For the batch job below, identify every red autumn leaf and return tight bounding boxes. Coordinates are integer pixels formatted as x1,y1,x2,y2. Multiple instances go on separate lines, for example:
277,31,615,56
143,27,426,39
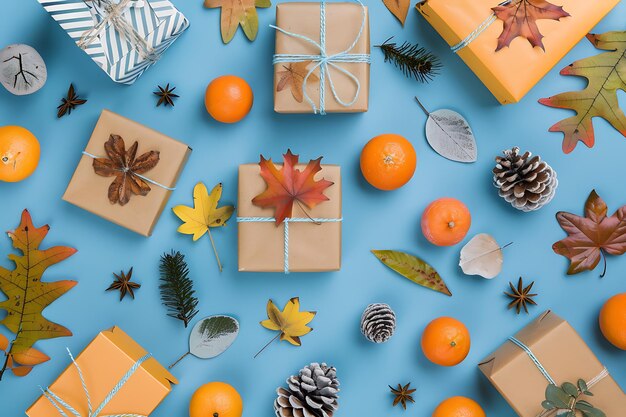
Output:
252,150,334,225
553,190,626,277
492,0,570,52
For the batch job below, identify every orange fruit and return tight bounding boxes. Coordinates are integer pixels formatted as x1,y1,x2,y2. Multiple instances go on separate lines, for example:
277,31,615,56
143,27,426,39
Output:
205,75,253,123
0,125,40,182
189,382,243,417
360,134,417,191
432,396,486,417
421,198,471,246
599,293,626,350
421,317,470,366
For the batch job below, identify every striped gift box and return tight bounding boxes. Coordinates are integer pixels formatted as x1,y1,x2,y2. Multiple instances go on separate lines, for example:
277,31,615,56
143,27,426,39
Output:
38,0,189,84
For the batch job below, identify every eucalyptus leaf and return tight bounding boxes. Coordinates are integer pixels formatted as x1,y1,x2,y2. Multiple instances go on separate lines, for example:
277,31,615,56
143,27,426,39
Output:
546,384,571,409
415,97,477,163
562,382,579,397
578,379,588,393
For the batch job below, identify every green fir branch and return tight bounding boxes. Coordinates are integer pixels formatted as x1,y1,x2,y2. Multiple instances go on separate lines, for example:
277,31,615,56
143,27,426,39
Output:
376,37,441,83
159,250,199,328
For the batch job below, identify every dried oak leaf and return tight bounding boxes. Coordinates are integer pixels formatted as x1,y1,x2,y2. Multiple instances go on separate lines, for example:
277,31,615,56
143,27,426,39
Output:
92,134,160,206
539,32,626,153
276,61,319,103
252,150,334,225
204,0,271,44
553,190,626,277
492,0,569,52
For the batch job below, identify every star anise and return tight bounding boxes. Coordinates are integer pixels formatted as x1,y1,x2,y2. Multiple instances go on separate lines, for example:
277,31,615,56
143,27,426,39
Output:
153,83,179,107
505,277,538,314
57,83,87,118
106,267,141,301
389,383,416,410
92,134,160,206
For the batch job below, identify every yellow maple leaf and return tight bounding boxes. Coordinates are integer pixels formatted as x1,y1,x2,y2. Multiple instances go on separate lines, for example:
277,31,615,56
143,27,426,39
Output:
173,182,234,272
256,297,316,357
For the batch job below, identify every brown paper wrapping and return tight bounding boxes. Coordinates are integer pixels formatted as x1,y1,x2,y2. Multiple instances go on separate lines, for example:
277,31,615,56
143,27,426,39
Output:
417,0,620,104
479,311,626,417
27,327,177,417
62,110,191,237
238,163,341,272
273,2,370,113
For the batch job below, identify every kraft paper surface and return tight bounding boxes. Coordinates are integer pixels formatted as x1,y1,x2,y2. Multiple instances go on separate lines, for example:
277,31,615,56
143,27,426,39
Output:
479,311,626,417
238,163,341,272
417,0,620,104
26,326,177,417
62,110,191,237
273,2,370,113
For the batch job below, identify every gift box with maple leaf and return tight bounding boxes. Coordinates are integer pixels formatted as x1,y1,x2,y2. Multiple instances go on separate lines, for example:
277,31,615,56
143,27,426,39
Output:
237,150,341,272
63,110,191,236
479,311,626,417
416,0,620,104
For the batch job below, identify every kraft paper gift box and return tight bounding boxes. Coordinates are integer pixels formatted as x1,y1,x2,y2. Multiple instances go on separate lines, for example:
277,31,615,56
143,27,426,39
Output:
479,311,626,417
237,163,342,272
38,0,189,85
273,2,370,114
416,0,620,104
63,109,191,237
27,327,177,417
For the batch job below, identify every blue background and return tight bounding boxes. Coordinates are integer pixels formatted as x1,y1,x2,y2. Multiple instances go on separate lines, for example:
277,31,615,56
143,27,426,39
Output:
1,1,625,416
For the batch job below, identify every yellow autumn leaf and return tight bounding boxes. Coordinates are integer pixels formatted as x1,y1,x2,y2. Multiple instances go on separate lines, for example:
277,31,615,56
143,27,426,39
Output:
173,182,234,272
259,297,316,353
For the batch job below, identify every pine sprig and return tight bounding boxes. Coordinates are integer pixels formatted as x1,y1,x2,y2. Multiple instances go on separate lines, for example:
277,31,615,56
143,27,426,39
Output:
159,250,199,328
376,37,441,82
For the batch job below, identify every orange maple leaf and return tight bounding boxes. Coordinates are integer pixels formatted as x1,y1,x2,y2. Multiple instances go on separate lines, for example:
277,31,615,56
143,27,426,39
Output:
493,0,569,52
252,150,334,225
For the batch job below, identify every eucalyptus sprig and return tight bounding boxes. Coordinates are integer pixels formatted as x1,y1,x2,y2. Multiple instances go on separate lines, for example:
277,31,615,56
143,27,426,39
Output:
541,379,605,417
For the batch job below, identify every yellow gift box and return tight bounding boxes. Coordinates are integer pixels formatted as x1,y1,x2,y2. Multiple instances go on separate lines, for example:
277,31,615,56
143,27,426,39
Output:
416,0,620,104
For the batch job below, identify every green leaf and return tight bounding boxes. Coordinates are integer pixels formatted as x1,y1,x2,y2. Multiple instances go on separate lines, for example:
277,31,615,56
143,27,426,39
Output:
562,382,579,397
546,384,571,409
578,379,588,393
189,315,239,359
371,250,452,296
542,400,556,410
577,402,606,417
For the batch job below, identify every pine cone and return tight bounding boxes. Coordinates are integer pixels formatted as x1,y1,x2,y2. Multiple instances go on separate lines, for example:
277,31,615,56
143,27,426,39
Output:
360,303,396,343
274,363,340,417
493,147,558,212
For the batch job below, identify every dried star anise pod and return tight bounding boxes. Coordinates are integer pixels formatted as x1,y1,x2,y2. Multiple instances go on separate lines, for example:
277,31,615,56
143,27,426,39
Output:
390,383,416,410
106,267,141,301
93,134,160,206
154,83,179,107
57,83,87,118
505,277,538,314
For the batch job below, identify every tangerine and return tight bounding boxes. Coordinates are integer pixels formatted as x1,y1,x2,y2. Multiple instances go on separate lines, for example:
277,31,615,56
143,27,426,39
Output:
0,125,40,182
421,317,470,366
205,75,253,123
189,382,243,417
599,293,626,350
432,396,486,417
360,133,417,191
421,198,471,246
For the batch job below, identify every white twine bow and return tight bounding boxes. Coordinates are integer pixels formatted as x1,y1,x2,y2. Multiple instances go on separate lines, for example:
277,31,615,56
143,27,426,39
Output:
271,0,370,114
78,0,157,61
237,217,342,273
40,348,151,417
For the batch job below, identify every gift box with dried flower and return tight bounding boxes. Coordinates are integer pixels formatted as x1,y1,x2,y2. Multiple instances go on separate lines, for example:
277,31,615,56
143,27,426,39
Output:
63,109,191,236
26,327,177,417
273,1,370,114
237,152,342,272
416,0,620,104
479,311,626,417
37,0,189,85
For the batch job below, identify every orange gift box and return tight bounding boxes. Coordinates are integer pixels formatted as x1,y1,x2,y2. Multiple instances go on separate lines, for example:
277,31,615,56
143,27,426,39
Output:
26,327,177,417
416,0,620,104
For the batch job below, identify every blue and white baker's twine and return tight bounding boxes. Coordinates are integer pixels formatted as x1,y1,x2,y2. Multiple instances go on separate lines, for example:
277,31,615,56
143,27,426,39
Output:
40,348,151,417
450,0,511,53
82,151,175,191
237,217,342,273
271,0,370,115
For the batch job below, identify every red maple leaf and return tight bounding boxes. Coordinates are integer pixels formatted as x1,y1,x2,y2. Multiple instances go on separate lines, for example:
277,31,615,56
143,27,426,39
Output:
492,0,570,52
252,150,334,225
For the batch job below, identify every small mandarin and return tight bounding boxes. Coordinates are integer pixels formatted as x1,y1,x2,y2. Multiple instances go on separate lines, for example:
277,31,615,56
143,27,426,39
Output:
205,75,253,123
360,133,417,191
432,396,486,417
421,317,470,366
189,382,243,417
599,293,626,350
0,125,40,182
421,198,471,246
